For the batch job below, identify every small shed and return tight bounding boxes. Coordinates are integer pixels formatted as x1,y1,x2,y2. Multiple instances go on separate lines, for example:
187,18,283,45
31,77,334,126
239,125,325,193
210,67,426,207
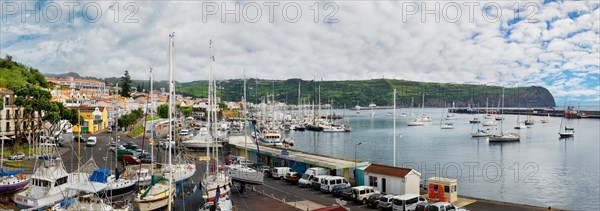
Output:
363,164,421,195
427,177,458,203
355,166,367,186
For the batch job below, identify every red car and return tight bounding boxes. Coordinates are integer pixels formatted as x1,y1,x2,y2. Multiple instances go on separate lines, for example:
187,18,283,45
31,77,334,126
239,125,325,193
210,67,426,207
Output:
123,154,141,164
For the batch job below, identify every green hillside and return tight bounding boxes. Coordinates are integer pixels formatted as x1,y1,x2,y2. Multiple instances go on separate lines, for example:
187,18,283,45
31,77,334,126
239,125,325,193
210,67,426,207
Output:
176,78,556,108
0,56,50,90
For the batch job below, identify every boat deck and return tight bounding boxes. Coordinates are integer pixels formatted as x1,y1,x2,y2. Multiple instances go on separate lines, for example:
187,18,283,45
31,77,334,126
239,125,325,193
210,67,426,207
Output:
228,135,370,170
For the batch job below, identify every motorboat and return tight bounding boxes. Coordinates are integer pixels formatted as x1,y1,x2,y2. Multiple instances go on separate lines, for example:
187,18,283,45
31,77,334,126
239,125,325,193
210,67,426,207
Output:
488,132,520,142
0,168,29,193
471,129,492,137
226,164,264,185
482,120,497,126
13,156,90,210
440,122,455,129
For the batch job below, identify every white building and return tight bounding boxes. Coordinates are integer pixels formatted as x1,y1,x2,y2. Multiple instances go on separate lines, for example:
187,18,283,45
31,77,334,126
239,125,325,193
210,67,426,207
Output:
363,164,421,195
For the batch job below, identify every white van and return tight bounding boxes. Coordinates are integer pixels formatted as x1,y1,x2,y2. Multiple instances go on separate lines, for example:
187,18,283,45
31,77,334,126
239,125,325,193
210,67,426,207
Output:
392,194,427,211
310,175,330,190
320,176,350,193
298,167,329,187
272,167,294,179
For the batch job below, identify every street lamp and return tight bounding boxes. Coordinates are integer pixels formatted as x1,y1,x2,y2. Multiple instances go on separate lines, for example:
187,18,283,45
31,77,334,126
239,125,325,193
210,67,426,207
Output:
354,142,362,178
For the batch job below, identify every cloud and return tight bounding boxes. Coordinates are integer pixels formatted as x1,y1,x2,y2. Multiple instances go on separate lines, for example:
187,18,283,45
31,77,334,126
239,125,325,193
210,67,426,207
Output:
0,0,598,102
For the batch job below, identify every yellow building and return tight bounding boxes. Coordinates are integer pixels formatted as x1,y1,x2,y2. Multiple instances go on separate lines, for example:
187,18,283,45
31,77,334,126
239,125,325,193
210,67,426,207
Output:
71,106,108,134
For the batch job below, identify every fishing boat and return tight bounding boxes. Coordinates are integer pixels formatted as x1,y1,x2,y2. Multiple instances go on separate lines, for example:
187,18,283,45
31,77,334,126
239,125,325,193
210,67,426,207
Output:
136,176,175,211
13,156,90,210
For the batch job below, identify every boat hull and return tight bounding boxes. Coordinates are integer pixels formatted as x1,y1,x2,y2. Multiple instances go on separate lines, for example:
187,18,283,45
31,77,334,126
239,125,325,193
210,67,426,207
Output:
98,182,137,198
0,178,29,193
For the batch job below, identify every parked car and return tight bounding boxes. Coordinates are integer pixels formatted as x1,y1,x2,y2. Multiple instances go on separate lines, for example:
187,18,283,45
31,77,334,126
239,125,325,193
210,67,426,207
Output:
320,176,350,193
86,136,97,147
122,154,141,164
351,186,380,205
139,153,154,164
135,149,147,154
340,188,354,201
284,172,301,185
272,167,294,180
367,193,384,208
124,141,138,150
392,194,427,211
107,127,112,133
8,152,25,160
108,142,125,151
415,202,429,211
425,202,467,211
378,194,395,210
257,166,272,177
73,135,85,142
331,185,351,197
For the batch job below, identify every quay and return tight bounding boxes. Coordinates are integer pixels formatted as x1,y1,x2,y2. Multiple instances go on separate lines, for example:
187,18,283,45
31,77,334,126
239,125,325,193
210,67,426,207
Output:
448,107,600,118
227,135,370,181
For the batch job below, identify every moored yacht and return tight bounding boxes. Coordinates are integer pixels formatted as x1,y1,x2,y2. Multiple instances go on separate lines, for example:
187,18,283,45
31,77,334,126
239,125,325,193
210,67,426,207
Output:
13,156,90,210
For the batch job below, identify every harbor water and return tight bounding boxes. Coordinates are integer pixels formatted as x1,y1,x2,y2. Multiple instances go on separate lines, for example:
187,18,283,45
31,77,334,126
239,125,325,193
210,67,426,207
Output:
285,108,600,210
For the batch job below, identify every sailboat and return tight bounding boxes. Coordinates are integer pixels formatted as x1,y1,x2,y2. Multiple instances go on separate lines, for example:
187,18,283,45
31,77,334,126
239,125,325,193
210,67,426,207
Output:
407,97,423,126
135,32,176,211
558,98,575,138
136,176,175,211
201,40,233,210
489,87,520,142
419,93,432,122
56,181,130,211
440,107,454,129
541,113,551,123
514,87,527,129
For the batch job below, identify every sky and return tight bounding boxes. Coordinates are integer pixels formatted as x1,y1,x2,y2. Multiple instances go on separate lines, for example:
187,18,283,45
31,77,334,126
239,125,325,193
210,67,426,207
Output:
0,0,599,104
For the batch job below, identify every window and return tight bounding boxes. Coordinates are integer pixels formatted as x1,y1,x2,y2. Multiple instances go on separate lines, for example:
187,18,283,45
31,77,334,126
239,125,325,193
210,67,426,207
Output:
55,177,68,186
446,205,455,211
406,197,418,205
359,190,365,194
5,122,9,132
452,185,457,192
5,110,10,119
369,176,378,187
336,179,342,184
444,185,450,193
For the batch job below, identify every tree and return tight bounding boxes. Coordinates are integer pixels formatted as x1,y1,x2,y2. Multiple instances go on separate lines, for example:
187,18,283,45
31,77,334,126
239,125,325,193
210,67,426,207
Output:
120,70,132,97
157,104,169,119
180,106,192,117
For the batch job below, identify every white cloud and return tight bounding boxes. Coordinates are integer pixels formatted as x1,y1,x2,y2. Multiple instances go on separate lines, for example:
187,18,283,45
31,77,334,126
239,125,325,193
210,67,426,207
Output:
0,0,598,102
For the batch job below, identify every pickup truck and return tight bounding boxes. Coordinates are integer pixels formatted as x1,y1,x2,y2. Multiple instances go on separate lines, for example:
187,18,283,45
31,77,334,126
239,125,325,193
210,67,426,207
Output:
284,172,301,185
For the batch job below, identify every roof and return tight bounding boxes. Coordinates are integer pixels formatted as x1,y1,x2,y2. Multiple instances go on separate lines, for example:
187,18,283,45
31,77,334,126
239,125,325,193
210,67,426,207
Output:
428,177,457,185
364,163,416,178
394,193,421,200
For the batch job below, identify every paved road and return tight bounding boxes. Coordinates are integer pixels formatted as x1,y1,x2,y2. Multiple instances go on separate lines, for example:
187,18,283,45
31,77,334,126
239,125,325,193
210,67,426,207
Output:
250,176,373,211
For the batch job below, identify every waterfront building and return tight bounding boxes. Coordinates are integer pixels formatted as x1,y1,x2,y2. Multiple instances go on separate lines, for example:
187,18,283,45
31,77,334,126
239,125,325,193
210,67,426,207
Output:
363,163,421,195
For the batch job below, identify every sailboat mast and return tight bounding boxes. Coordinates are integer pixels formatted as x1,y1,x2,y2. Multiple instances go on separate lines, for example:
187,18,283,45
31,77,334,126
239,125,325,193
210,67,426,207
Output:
501,87,505,134
150,67,154,175
207,40,213,173
212,40,220,170
244,69,248,158
167,32,174,211
393,89,396,167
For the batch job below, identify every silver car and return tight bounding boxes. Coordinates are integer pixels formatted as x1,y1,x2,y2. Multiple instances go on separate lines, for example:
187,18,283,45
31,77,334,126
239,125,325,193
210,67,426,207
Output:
378,194,395,210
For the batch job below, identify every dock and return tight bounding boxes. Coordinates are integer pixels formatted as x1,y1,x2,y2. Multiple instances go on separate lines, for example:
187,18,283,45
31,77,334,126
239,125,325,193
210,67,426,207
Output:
227,135,370,180
448,108,600,118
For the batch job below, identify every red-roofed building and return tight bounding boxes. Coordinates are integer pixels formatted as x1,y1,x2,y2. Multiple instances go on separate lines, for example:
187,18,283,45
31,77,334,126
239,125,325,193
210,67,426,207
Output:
363,163,421,195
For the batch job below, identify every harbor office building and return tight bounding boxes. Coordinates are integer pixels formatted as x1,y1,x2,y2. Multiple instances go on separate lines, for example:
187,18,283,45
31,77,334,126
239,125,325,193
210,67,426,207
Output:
360,163,421,195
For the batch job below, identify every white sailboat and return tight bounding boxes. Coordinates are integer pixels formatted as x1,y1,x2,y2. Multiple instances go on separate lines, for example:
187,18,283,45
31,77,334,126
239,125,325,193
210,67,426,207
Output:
541,113,551,123
489,87,520,142
440,107,454,129
201,40,233,210
419,93,432,122
57,181,131,211
558,98,575,138
482,119,497,126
